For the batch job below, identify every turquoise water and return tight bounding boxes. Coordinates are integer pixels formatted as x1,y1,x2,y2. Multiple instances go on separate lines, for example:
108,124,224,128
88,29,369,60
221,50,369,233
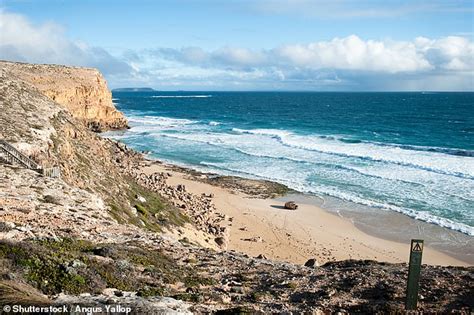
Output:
107,92,474,235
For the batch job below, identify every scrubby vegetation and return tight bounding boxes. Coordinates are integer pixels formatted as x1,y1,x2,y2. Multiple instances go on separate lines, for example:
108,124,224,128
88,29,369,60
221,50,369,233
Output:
127,180,189,229
50,115,188,233
0,238,210,304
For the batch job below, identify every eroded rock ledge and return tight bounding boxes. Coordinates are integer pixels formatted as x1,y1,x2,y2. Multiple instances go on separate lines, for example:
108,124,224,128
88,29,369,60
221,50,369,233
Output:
0,60,128,132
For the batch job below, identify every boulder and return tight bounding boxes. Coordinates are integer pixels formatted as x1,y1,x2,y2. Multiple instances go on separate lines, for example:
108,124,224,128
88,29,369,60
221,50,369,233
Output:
304,258,319,268
284,201,298,210
215,236,228,249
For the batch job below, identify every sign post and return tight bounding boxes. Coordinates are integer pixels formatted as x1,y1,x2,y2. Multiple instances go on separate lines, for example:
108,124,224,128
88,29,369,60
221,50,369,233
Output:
405,239,424,310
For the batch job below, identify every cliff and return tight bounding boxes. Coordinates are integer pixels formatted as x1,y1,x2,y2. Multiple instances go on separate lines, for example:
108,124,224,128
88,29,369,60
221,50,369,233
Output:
0,60,128,132
0,64,183,230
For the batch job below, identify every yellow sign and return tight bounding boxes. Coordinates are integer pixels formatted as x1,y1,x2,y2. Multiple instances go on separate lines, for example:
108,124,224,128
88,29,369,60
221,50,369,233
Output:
411,241,423,252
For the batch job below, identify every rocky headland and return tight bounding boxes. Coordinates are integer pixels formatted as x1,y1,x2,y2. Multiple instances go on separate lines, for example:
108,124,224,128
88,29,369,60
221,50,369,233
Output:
1,61,128,132
0,61,472,313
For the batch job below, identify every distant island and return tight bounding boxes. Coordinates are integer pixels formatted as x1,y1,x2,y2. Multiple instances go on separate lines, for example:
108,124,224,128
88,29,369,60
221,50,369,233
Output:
112,87,156,92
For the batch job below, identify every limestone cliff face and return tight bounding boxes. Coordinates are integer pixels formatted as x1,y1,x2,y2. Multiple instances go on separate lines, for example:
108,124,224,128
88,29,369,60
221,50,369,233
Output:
0,65,126,190
1,63,187,232
0,61,128,132
0,65,131,221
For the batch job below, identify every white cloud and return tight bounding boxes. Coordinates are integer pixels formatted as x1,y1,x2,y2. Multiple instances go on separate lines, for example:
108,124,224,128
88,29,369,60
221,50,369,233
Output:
275,35,432,72
0,9,133,76
147,35,473,74
415,36,474,71
1,9,472,90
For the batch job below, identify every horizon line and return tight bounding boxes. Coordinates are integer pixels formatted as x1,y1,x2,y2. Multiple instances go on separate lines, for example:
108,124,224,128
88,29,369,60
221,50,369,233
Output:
111,89,474,93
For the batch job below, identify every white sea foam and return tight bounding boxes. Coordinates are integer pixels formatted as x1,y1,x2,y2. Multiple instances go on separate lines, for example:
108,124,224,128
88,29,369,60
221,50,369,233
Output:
199,160,474,236
115,119,474,235
128,115,197,126
150,95,212,98
233,128,474,178
233,128,291,137
171,132,472,212
161,128,474,179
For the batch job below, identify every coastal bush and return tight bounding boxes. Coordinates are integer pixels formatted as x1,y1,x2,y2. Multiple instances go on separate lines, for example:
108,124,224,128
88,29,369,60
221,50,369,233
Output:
137,286,166,297
286,282,298,290
0,239,206,299
184,275,216,288
134,204,147,215
126,180,189,230
0,240,90,295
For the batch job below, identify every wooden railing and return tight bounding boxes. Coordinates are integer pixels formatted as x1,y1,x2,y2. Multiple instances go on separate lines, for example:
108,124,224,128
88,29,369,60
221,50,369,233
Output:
0,139,60,178
0,140,41,170
41,167,61,178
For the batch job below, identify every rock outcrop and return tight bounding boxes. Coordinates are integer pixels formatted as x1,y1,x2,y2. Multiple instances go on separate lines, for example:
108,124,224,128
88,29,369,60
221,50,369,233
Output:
0,63,182,231
0,61,128,132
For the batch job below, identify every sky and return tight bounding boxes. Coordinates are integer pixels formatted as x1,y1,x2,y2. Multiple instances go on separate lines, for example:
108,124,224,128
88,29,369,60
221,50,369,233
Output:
1,0,473,91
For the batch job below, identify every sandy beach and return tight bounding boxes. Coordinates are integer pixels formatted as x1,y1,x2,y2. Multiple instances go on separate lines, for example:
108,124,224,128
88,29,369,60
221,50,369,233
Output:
141,161,471,267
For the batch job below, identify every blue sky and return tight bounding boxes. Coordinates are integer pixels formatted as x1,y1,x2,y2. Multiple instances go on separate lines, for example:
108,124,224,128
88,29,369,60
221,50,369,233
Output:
1,0,473,90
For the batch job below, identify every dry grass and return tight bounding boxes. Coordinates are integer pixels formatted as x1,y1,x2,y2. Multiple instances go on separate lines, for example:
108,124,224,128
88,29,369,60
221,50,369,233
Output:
0,281,51,306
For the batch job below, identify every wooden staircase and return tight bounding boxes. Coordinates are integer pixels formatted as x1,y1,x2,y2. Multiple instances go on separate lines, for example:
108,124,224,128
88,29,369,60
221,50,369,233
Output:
0,139,60,178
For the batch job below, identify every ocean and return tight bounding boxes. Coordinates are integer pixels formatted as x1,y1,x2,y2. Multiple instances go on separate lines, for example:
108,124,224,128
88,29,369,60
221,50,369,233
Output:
106,91,474,236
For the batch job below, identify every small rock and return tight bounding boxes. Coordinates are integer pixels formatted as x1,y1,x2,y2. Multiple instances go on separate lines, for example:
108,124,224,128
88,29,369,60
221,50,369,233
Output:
92,247,115,257
220,294,232,304
243,236,263,243
0,222,15,232
256,254,267,259
102,288,118,297
43,195,63,205
71,259,86,268
135,194,147,203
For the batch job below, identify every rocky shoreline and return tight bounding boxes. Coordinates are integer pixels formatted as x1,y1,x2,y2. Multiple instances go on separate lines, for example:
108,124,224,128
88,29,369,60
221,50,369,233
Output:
1,61,472,313
110,139,298,250
163,163,291,199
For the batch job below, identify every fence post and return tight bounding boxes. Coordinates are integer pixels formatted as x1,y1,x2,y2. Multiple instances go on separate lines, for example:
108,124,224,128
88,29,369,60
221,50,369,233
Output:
406,239,424,310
